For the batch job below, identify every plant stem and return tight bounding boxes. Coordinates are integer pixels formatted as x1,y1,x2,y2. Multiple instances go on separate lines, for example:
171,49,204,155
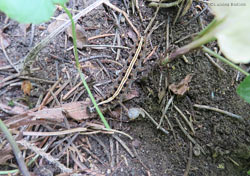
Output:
202,46,250,76
0,119,30,176
61,4,110,129
161,33,216,65
194,19,220,40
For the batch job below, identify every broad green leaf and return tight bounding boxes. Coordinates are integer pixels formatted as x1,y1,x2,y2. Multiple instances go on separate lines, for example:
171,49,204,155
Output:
53,0,69,4
237,76,250,103
209,0,250,63
0,0,68,24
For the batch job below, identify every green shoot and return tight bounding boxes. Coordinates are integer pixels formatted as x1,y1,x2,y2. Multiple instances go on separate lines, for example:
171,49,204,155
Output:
61,4,110,129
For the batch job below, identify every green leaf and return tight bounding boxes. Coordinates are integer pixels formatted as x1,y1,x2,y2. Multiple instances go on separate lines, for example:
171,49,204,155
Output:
237,76,250,103
209,0,250,63
53,0,69,4
0,0,68,24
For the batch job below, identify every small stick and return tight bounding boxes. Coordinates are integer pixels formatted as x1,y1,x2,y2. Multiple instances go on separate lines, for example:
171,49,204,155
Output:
158,95,174,128
141,108,169,135
182,55,189,64
173,0,185,25
164,115,176,140
69,150,88,170
193,104,243,120
29,24,35,47
101,59,123,67
149,0,181,8
205,53,227,74
113,134,134,158
96,59,110,78
143,46,157,63
109,136,114,168
114,14,122,60
46,80,70,104
183,142,193,176
79,55,113,62
18,139,73,173
0,36,19,73
174,105,195,134
184,5,208,26
39,78,62,110
144,0,161,35
49,89,61,106
63,80,84,100
67,44,130,50
166,15,170,53
174,33,198,44
104,1,140,38
88,33,115,41
135,0,144,22
18,76,56,84
174,115,205,154
90,135,111,162
81,146,107,166
55,133,79,159
116,140,119,164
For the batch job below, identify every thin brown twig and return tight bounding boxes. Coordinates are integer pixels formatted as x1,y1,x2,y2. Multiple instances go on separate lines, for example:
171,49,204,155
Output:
63,80,84,100
18,76,56,84
144,0,161,35
143,46,157,63
88,33,115,40
174,115,205,154
90,135,111,162
18,139,73,173
104,1,140,38
140,108,169,135
174,105,195,134
205,53,227,74
113,134,134,158
135,0,144,22
158,95,174,128
0,36,19,73
193,104,243,120
47,80,70,104
183,142,193,176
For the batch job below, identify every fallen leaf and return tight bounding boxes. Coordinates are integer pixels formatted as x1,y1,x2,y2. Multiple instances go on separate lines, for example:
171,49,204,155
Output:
28,100,92,122
61,100,92,121
47,13,68,33
0,30,11,50
21,80,32,95
66,24,88,49
169,74,193,96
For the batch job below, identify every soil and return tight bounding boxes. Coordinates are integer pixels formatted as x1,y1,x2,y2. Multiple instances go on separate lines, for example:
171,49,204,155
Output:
0,0,249,176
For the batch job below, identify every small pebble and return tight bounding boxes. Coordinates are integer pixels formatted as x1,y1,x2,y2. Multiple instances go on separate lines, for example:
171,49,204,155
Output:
193,145,201,156
128,108,145,120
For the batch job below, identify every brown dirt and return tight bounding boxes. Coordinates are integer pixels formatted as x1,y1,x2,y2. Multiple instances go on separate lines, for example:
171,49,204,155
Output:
0,0,249,176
